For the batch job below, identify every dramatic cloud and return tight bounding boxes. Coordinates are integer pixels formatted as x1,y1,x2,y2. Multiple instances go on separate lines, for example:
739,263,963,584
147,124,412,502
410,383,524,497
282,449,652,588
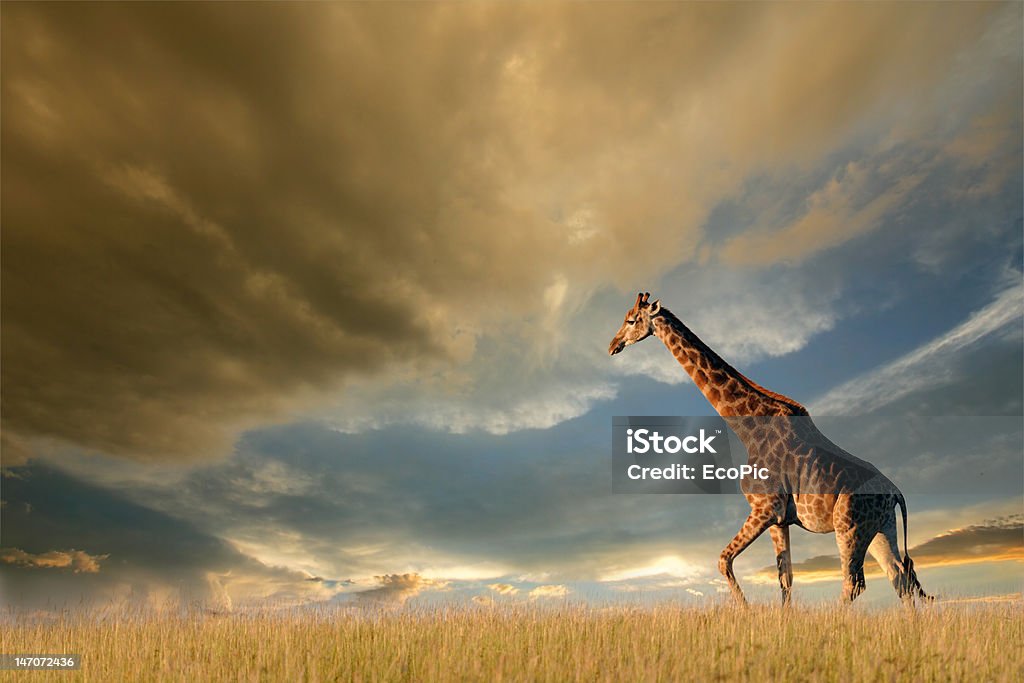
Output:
0,548,108,573
2,2,1010,462
2,2,1020,614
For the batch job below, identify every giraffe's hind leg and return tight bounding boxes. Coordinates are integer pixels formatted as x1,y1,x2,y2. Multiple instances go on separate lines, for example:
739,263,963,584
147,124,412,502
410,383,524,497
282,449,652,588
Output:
834,497,874,603
836,532,870,603
868,528,913,606
769,525,793,607
719,508,775,605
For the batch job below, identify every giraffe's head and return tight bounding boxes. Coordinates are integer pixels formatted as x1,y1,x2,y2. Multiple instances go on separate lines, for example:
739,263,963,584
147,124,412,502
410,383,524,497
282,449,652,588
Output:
608,291,661,355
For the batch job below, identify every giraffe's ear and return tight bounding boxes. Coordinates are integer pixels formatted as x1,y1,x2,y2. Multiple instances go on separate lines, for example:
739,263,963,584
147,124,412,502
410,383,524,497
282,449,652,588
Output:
648,299,661,315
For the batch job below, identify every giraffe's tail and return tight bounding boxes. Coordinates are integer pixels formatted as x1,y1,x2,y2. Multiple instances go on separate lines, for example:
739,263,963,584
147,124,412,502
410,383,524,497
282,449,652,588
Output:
896,493,931,602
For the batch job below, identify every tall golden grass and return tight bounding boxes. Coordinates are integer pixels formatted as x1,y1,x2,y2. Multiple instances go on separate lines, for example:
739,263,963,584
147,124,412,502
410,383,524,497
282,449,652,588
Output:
2,604,1021,682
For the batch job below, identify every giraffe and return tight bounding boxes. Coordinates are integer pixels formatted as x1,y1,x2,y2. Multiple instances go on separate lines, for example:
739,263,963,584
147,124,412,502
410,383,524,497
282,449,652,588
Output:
608,292,930,606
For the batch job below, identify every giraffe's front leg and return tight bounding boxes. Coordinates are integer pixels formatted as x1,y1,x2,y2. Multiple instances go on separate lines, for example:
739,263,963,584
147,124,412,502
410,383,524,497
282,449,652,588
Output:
769,525,793,607
718,510,775,605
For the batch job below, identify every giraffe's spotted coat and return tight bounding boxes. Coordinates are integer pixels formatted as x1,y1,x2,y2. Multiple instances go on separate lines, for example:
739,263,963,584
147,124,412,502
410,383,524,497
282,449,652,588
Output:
608,292,930,605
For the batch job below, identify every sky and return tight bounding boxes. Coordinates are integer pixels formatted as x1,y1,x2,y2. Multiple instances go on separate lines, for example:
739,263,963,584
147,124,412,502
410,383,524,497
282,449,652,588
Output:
1,2,1022,613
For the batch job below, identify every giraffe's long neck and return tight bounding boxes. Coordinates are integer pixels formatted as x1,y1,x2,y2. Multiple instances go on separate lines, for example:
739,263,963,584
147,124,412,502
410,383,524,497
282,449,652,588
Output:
653,308,807,418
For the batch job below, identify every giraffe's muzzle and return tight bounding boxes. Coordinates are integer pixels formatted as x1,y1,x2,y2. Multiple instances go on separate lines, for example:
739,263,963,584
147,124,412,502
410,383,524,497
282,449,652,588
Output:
609,338,625,355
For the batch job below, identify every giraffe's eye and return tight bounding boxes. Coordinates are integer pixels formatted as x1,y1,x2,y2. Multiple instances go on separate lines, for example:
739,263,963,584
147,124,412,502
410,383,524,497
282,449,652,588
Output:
627,319,636,325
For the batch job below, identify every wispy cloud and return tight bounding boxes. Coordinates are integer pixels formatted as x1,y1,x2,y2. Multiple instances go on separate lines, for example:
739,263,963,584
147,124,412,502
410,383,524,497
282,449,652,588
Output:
720,160,927,267
329,380,617,436
811,281,1023,415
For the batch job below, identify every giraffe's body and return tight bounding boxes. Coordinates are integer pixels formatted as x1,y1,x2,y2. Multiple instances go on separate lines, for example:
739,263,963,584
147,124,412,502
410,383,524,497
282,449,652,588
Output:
609,293,929,605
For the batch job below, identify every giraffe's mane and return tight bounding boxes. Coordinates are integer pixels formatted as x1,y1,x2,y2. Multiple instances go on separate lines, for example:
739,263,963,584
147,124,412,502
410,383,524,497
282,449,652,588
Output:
731,369,809,415
657,307,809,415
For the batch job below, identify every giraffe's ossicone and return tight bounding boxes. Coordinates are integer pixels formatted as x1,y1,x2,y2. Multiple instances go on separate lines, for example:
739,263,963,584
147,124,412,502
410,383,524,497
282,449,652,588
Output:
609,291,931,605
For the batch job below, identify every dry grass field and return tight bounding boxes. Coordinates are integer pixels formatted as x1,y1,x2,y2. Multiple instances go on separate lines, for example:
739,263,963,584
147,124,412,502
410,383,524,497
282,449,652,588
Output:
2,604,1021,682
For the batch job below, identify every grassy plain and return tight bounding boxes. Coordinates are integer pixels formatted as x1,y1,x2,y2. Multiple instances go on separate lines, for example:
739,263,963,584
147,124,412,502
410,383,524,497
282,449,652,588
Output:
2,603,1021,682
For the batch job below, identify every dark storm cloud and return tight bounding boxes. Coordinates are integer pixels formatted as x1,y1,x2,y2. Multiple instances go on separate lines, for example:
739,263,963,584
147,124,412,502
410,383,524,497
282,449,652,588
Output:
2,3,444,461
1,2,1005,462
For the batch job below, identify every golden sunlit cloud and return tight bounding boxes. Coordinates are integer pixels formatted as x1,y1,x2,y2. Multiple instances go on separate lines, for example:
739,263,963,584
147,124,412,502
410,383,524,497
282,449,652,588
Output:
529,585,569,600
0,547,108,573
354,573,449,606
